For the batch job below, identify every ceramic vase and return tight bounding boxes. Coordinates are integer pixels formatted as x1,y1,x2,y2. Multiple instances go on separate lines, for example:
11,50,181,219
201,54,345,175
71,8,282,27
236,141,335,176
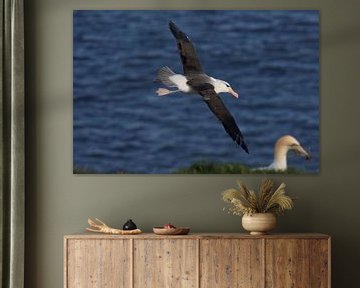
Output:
242,213,276,235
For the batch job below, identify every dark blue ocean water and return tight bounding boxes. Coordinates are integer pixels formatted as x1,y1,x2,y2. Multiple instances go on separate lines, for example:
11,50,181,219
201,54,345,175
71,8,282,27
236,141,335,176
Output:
73,10,319,174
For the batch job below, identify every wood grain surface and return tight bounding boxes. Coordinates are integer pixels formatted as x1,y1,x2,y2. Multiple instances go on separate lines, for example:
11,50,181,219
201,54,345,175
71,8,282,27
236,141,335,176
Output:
65,239,131,288
64,233,330,288
65,233,330,240
200,239,264,288
309,239,330,288
133,239,198,288
265,239,310,287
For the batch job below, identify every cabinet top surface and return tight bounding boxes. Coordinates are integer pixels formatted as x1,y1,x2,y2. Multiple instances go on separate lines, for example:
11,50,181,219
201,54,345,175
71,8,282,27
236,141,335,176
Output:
64,232,330,240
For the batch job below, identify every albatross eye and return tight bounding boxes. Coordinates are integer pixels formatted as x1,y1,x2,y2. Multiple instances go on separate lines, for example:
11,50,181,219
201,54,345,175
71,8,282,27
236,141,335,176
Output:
225,83,230,87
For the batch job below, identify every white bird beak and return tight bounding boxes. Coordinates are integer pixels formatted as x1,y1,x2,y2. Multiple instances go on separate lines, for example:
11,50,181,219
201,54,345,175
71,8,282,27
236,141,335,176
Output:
229,88,239,98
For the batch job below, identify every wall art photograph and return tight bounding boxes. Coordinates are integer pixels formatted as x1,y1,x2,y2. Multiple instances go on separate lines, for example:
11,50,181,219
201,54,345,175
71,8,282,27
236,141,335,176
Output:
73,10,319,174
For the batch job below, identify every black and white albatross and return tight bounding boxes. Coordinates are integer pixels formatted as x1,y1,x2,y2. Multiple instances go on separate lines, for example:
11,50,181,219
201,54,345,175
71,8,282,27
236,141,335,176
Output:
156,21,249,154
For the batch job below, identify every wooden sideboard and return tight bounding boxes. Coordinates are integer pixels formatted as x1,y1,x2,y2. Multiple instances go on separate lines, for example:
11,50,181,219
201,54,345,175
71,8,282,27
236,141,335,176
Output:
64,233,330,288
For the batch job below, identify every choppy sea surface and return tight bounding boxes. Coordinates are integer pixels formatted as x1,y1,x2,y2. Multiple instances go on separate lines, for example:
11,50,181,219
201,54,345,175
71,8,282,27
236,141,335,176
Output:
73,10,319,174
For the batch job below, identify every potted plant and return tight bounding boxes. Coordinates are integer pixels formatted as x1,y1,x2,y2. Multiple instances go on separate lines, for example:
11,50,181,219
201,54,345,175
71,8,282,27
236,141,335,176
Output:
222,178,294,235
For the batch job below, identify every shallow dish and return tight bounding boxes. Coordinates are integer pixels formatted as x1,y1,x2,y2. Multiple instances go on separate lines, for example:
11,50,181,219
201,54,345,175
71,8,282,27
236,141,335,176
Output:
153,227,190,235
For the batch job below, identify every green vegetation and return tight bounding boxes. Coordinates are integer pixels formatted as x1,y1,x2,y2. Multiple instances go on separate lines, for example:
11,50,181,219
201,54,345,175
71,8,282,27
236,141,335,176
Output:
74,167,129,174
174,161,303,174
74,161,304,174
73,167,97,174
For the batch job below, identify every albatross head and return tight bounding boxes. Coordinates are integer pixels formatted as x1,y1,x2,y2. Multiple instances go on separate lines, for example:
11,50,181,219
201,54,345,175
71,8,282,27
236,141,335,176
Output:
213,79,239,98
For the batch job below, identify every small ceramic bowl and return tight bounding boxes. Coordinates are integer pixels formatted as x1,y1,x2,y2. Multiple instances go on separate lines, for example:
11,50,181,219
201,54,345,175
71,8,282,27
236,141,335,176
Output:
153,227,190,235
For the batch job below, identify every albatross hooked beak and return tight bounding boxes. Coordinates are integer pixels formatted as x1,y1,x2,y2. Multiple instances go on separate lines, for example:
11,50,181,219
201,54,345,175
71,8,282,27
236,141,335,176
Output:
293,145,311,160
229,88,239,98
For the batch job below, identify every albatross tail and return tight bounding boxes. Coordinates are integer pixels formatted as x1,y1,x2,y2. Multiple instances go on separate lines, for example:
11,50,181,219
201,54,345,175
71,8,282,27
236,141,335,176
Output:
156,66,176,87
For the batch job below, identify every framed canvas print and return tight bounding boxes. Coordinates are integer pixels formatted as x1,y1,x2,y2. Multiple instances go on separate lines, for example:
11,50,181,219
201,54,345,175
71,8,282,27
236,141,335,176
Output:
73,10,319,174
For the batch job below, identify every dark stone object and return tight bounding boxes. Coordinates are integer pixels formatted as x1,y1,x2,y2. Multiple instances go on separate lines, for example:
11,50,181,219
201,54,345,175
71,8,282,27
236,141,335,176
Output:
123,219,137,230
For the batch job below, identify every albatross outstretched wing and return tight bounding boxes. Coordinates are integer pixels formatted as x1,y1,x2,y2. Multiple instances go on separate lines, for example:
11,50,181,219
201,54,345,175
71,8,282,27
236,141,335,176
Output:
197,87,249,154
169,21,204,76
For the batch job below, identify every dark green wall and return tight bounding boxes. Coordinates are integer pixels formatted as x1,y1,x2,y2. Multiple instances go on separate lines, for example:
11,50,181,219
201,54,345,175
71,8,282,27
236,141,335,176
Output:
25,0,360,287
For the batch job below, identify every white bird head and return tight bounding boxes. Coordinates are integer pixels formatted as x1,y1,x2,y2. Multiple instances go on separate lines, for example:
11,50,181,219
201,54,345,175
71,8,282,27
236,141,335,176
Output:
275,135,311,160
213,79,239,98
267,135,311,171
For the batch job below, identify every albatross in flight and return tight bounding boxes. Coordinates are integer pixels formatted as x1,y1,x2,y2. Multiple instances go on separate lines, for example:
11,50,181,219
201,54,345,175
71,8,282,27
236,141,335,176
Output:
265,135,311,171
156,21,249,154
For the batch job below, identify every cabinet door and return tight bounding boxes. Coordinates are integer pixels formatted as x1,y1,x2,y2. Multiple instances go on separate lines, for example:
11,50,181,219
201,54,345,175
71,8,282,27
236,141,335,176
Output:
133,239,198,288
309,239,330,288
266,239,310,288
200,239,264,288
66,239,131,288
